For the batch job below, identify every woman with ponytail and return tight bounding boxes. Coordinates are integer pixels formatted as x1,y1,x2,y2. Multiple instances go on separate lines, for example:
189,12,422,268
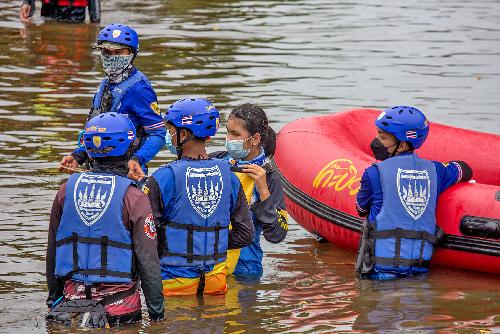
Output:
210,103,288,277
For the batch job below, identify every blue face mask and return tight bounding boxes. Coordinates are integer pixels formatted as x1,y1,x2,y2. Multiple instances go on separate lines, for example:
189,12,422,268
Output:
225,136,252,159
164,133,177,155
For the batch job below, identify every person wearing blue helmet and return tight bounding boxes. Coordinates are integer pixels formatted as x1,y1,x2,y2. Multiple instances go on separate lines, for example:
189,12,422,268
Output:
20,0,100,23
355,106,473,280
59,23,166,182
46,112,164,327
146,98,254,296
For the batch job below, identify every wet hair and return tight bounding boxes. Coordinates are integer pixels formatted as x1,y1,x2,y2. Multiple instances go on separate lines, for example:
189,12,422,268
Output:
229,103,276,157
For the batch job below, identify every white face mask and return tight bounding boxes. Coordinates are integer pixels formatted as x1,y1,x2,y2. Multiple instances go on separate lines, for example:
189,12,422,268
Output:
101,54,134,76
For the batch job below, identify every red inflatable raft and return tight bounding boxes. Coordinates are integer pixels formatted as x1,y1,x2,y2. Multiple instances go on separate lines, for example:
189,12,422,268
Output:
273,109,500,274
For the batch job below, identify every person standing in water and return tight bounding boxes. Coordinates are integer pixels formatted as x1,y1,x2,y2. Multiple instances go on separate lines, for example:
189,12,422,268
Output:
147,98,254,295
20,0,100,23
46,112,164,328
355,106,473,279
210,103,288,277
59,23,165,181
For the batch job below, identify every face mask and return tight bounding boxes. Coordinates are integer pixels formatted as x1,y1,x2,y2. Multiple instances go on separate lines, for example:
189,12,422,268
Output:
370,137,398,161
225,136,252,159
101,54,133,76
164,133,177,155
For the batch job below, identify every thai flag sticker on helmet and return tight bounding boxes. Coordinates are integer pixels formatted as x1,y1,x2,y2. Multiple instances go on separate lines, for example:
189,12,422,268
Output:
406,130,417,139
182,115,193,125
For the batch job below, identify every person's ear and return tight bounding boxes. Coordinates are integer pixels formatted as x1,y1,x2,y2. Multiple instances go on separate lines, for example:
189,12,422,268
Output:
251,133,261,147
398,141,410,152
180,129,190,142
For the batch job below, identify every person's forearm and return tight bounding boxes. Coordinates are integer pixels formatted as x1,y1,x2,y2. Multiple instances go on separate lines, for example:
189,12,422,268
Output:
451,161,473,183
251,199,286,243
228,187,255,249
71,147,88,165
133,134,165,165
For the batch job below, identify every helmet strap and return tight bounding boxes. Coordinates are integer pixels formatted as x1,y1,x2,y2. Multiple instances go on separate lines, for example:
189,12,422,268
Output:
389,140,401,158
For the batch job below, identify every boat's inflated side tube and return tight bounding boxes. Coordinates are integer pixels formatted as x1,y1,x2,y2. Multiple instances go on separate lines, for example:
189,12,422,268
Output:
460,216,500,239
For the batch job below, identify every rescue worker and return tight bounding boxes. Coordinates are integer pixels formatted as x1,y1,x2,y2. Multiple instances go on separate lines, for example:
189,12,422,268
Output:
147,98,255,296
355,106,473,279
209,103,288,276
20,0,100,23
59,23,165,181
46,112,164,327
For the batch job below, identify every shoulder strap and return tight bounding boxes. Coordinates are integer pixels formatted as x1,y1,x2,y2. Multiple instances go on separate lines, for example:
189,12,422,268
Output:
109,70,148,113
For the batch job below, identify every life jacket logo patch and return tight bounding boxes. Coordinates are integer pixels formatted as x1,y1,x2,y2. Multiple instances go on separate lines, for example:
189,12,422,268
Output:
397,168,431,220
74,173,115,226
186,166,223,218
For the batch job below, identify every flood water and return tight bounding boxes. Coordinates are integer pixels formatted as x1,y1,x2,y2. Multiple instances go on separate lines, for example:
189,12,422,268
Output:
0,0,499,333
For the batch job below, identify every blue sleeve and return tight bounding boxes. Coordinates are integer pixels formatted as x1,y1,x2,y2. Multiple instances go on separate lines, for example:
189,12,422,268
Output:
356,168,373,216
125,85,166,164
150,168,175,216
433,161,461,194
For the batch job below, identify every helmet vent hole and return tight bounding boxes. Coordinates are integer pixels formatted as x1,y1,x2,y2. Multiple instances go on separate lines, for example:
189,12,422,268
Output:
381,121,389,126
110,114,116,117
191,98,195,101
125,32,130,35
103,136,111,140
106,28,111,31
124,38,131,41
206,125,213,129
385,116,392,119
103,33,109,37
409,109,414,114
118,138,125,142
209,116,215,120
398,109,403,114
99,114,104,118
196,120,204,125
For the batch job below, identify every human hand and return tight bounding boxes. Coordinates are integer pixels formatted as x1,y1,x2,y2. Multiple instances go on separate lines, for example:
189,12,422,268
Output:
59,155,78,173
128,159,145,181
20,4,32,24
241,164,270,201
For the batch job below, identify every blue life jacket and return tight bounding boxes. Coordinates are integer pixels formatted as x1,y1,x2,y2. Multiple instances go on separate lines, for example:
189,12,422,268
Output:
92,70,149,114
55,172,133,284
373,153,439,275
154,159,232,267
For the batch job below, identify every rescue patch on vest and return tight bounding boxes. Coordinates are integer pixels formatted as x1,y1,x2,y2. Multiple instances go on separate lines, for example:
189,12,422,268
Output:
74,174,115,226
186,166,223,218
397,168,431,220
144,214,157,239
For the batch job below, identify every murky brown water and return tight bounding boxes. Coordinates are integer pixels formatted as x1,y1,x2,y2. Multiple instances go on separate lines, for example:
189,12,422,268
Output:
0,0,499,333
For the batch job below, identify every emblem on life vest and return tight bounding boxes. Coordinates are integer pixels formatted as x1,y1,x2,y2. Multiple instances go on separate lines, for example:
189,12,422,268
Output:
74,173,115,226
397,168,430,220
186,166,223,218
